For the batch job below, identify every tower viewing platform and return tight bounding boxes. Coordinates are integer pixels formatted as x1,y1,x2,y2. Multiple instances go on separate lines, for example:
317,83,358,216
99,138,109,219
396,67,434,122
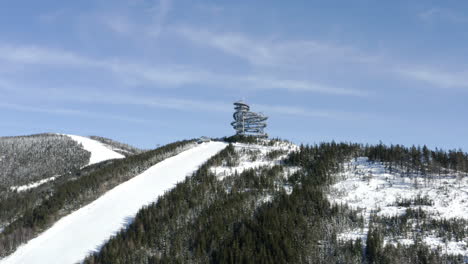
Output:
231,101,268,138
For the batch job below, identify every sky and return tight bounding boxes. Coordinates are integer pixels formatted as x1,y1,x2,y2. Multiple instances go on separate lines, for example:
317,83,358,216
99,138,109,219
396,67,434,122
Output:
0,0,467,150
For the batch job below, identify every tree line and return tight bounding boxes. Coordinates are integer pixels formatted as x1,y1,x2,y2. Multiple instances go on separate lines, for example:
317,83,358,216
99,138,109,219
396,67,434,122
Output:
366,142,468,177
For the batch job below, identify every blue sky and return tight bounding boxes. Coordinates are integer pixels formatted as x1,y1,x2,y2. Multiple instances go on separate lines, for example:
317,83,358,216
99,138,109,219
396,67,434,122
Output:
1,0,467,150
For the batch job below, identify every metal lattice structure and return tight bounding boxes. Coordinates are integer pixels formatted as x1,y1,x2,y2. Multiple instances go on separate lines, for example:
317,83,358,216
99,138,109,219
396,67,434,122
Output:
231,101,268,138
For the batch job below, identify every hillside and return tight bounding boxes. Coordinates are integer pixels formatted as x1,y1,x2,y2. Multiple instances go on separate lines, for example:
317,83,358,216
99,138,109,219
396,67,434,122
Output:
330,157,468,257
0,133,90,188
83,137,467,264
0,136,467,263
0,134,177,256
0,133,137,190
0,142,226,264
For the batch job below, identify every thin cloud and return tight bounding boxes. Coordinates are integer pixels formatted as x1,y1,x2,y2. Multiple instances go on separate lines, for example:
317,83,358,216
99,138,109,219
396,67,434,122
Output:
176,27,380,67
42,90,369,121
397,68,468,89
64,93,231,113
0,45,95,66
4,40,467,95
256,104,370,121
0,102,150,124
0,43,366,97
38,9,68,23
147,0,172,38
101,0,172,37
418,8,467,23
102,15,133,35
243,76,368,97
176,26,468,93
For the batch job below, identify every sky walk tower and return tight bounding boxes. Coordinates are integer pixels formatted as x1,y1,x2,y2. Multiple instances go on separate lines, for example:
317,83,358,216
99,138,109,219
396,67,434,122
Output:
231,101,268,138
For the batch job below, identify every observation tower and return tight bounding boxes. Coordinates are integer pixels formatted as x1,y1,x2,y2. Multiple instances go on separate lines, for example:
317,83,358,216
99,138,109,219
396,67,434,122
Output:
231,101,268,138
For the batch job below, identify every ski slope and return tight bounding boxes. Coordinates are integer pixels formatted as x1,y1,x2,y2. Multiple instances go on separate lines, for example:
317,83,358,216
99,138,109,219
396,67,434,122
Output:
65,134,125,166
0,141,227,264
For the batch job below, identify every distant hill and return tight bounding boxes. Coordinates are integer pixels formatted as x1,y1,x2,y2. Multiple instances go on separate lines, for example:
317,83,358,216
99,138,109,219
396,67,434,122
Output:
0,133,141,188
0,133,89,188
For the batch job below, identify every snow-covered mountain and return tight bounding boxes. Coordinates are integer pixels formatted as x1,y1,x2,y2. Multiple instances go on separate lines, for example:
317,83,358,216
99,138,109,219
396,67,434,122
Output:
1,136,467,264
0,136,197,261
0,133,138,191
0,141,226,264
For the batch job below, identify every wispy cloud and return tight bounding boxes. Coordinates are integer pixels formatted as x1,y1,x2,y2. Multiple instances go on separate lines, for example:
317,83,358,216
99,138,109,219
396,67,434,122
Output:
0,43,367,96
176,27,379,67
0,102,150,124
148,0,172,38
176,26,468,93
243,76,367,96
195,3,224,16
40,90,369,121
61,93,231,113
256,104,370,121
102,15,133,35
396,68,468,89
0,44,95,66
102,0,173,37
418,8,467,23
38,9,68,23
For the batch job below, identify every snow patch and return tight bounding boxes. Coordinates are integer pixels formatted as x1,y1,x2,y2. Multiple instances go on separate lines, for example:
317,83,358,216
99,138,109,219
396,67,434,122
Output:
256,194,273,206
329,157,468,220
65,134,125,166
10,175,58,192
210,141,298,180
330,157,468,257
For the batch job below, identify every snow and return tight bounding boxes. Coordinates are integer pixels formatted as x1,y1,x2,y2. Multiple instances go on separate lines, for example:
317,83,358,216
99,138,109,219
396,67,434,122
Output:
0,141,227,264
7,135,125,192
10,175,57,192
65,134,125,166
110,148,133,154
330,157,468,220
422,236,467,256
210,141,298,180
330,157,468,257
255,194,273,206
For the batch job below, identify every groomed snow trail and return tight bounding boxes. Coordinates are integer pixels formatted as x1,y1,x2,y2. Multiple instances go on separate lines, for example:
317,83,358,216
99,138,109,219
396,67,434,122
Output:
66,134,125,165
1,141,227,264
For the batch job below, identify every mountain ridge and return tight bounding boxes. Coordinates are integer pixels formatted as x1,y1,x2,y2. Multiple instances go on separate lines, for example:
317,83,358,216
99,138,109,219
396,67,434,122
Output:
0,134,467,263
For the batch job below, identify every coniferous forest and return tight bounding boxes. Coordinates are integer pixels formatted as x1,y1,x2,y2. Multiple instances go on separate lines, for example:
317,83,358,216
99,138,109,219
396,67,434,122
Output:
83,137,467,264
0,139,195,257
0,133,90,187
1,136,467,263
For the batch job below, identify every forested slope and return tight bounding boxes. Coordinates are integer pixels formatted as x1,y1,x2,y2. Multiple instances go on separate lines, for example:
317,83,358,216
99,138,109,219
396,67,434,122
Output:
0,139,195,258
0,133,142,189
1,142,225,264
85,137,467,264
0,134,90,187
